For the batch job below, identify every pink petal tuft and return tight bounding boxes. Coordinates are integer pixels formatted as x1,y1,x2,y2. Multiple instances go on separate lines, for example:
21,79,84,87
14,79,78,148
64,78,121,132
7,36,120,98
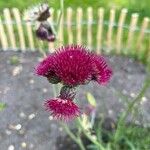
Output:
44,98,80,121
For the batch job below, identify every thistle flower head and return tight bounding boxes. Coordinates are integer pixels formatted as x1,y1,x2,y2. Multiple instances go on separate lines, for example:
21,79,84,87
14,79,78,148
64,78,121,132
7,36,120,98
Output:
35,45,112,86
53,45,93,86
91,54,113,84
24,3,50,22
44,98,80,121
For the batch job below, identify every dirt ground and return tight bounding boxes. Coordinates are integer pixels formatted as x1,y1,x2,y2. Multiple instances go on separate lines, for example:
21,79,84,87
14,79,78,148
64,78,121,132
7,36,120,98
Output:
0,51,150,150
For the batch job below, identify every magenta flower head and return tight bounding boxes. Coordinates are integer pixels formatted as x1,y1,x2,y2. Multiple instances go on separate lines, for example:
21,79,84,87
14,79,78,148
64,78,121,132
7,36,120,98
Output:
44,85,80,121
35,45,94,86
44,98,80,121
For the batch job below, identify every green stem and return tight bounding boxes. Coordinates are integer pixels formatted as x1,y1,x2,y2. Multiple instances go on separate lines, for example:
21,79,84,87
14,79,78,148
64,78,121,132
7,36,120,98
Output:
114,76,150,142
77,118,106,150
61,123,86,150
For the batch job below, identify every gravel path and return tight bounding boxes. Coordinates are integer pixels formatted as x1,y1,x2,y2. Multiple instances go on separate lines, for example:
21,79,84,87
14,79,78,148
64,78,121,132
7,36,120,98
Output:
0,51,149,150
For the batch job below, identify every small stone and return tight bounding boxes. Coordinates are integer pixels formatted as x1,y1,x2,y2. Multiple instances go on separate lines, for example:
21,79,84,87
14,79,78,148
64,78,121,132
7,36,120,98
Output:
5,130,12,135
15,124,22,130
19,112,26,118
108,110,113,115
140,97,148,105
42,88,48,93
28,113,35,120
19,129,25,135
8,145,15,150
48,116,53,120
12,66,22,76
59,127,63,132
29,143,34,149
29,79,34,84
130,92,136,98
21,142,27,148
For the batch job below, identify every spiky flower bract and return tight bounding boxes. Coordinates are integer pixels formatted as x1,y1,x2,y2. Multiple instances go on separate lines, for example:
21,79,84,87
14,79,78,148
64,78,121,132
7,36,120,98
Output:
44,98,80,121
91,54,113,85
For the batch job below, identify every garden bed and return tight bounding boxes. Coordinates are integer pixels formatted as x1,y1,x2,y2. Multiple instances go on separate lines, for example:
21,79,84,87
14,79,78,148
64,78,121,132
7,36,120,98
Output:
0,51,150,150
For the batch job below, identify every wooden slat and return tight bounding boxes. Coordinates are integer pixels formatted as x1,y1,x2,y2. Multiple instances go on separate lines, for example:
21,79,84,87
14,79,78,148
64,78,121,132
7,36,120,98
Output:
0,17,8,50
67,7,73,44
57,9,64,47
126,13,139,50
76,7,83,45
24,11,35,50
12,8,26,51
107,9,115,52
48,8,55,52
136,17,149,49
116,8,128,54
3,8,16,50
96,8,104,54
87,7,93,49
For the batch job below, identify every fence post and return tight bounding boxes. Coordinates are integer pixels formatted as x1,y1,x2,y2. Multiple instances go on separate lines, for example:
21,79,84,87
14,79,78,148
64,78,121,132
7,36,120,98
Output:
136,17,149,50
24,11,35,51
76,7,83,45
0,17,8,50
126,13,139,52
67,7,73,44
87,7,93,50
116,8,128,54
12,8,26,51
48,8,55,52
107,9,115,52
3,8,16,50
96,7,104,54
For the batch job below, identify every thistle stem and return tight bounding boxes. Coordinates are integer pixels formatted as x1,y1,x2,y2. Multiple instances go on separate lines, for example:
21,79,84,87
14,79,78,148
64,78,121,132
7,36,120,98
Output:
61,123,86,150
77,118,106,150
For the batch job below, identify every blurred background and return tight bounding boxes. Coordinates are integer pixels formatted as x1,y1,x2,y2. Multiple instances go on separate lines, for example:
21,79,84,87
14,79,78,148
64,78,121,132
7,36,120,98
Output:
0,0,150,150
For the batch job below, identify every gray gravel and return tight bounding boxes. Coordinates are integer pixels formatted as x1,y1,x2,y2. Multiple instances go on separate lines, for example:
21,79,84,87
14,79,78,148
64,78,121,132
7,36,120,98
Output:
0,51,150,150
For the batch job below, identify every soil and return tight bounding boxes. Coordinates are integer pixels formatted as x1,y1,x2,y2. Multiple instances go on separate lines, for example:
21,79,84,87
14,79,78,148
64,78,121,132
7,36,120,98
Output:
0,51,150,150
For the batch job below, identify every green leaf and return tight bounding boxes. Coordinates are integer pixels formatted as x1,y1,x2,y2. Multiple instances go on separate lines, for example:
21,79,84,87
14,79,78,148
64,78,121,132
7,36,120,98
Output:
0,103,6,111
86,92,96,107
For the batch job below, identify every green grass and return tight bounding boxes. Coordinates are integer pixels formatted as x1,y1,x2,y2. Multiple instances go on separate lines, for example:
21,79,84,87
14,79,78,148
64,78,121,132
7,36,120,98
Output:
0,0,150,17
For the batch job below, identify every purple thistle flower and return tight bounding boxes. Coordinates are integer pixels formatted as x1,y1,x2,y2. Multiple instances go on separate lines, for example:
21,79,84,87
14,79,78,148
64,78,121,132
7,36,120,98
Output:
36,23,56,42
35,45,112,86
44,98,80,121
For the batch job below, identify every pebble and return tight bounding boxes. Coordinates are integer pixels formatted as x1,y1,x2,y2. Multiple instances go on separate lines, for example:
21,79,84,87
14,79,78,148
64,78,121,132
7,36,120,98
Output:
28,113,35,120
48,116,53,121
29,79,34,84
12,66,22,76
43,88,48,93
15,124,22,130
9,124,22,131
130,92,136,98
8,145,15,150
19,112,26,118
5,130,12,135
21,142,27,148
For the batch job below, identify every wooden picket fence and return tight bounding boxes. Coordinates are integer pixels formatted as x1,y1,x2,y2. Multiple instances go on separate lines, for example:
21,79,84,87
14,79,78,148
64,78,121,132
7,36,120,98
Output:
0,7,150,62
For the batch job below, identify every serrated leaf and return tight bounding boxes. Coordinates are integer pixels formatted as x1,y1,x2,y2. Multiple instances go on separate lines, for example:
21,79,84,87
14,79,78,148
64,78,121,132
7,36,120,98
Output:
0,103,6,111
86,92,96,107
